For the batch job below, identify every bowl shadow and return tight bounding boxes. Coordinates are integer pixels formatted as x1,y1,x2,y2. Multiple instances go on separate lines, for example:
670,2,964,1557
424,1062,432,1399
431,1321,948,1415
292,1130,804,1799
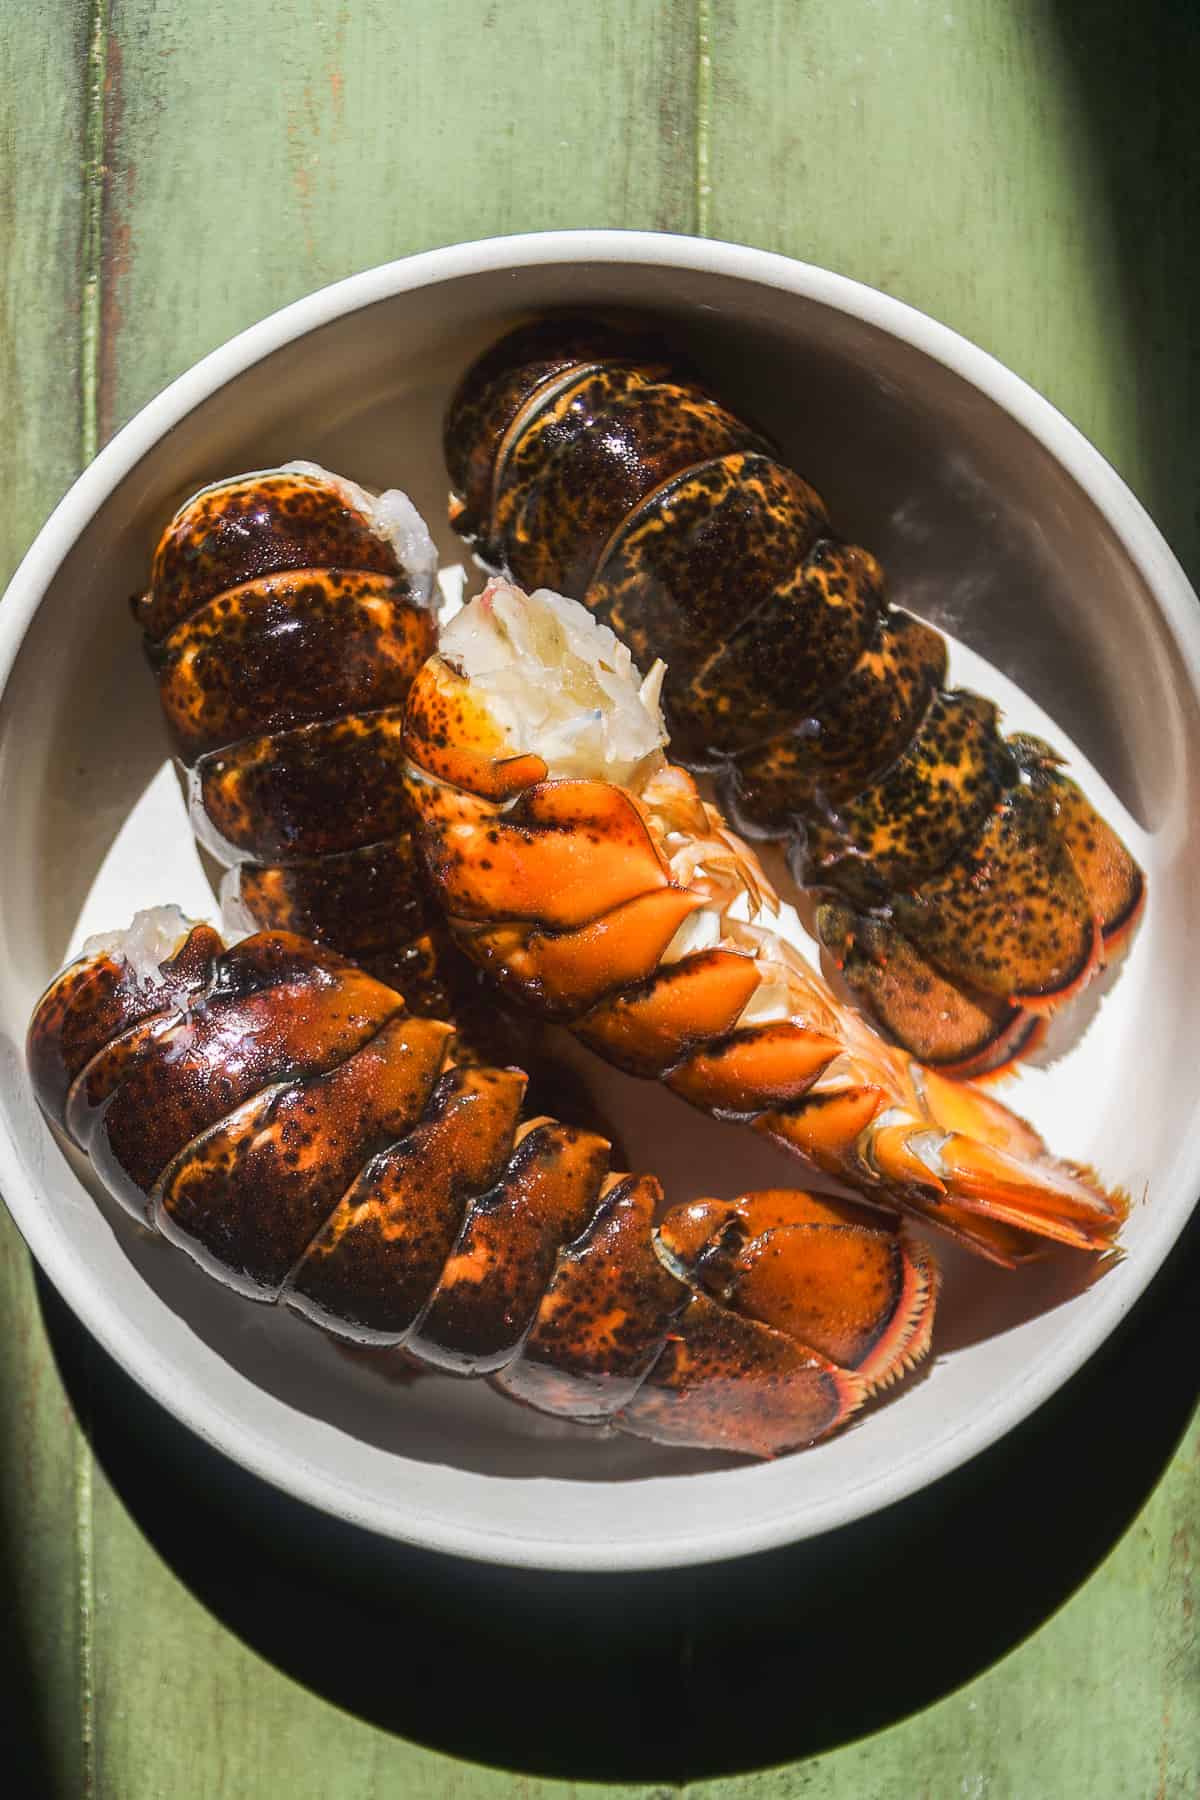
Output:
34,1202,1198,1784
47,1040,1114,1484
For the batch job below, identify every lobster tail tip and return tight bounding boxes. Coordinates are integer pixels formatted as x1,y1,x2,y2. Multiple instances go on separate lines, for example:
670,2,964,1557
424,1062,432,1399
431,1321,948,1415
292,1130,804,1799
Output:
817,901,1048,1080
919,1133,1126,1254
404,581,1130,1276
854,1236,940,1392
655,1190,941,1421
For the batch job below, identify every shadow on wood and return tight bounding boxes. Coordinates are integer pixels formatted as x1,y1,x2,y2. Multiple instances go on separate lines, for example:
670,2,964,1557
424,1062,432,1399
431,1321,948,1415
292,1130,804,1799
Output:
1049,0,1200,597
35,1204,1197,1783
0,1480,63,1794
13,3,1200,1784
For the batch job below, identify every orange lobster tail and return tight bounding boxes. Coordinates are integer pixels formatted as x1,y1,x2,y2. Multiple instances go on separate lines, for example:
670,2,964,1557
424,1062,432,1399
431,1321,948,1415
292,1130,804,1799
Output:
402,614,1127,1268
26,918,940,1459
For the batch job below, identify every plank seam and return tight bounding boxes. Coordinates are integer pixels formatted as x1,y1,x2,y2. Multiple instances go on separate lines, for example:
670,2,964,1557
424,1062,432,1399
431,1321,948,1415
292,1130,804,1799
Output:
80,0,110,466
78,6,107,1782
696,0,712,235
75,1435,96,1797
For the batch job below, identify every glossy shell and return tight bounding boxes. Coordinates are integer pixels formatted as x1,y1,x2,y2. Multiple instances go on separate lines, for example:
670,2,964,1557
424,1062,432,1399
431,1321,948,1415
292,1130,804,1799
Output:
134,466,521,1049
26,921,941,1460
137,464,437,972
402,627,1127,1269
445,317,1145,1075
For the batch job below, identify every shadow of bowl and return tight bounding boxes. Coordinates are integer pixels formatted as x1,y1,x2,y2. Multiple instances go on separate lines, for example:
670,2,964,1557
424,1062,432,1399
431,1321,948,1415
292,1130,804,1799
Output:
35,1204,1198,1783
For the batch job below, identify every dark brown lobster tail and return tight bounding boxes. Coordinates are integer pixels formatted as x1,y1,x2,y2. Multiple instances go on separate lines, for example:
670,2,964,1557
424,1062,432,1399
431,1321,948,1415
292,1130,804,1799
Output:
134,464,510,1047
445,317,1145,1075
27,918,946,1458
444,313,691,558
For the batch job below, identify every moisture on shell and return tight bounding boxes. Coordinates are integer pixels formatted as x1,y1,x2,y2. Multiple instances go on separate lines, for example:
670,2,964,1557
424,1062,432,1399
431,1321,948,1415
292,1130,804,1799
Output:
81,904,198,987
281,460,438,606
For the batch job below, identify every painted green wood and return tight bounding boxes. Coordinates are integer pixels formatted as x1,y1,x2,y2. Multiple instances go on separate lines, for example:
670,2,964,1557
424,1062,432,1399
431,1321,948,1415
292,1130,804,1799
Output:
87,2,697,1795
704,0,1200,586
693,1421,1200,1800
87,1440,674,1800
100,0,699,438
0,6,91,1793
1,1,1197,1796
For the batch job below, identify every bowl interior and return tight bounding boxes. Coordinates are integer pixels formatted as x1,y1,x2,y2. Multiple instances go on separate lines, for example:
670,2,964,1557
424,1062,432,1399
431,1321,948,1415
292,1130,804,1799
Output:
1,245,1197,1568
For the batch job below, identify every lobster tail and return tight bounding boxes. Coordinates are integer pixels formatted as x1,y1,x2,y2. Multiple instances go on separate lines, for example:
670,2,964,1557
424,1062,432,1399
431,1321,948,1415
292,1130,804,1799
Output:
402,582,1127,1265
135,464,505,1041
445,318,1145,1075
27,914,939,1458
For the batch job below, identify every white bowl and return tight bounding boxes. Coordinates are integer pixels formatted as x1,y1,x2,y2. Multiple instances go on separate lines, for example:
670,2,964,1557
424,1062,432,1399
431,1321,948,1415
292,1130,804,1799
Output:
1,231,1198,1572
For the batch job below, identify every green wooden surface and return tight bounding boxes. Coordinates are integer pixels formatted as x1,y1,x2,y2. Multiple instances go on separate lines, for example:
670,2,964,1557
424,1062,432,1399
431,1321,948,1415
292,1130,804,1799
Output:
2,1,1197,1794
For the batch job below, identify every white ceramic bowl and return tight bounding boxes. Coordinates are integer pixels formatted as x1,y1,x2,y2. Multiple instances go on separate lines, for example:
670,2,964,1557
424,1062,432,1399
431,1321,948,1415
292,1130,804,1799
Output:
2,231,1198,1571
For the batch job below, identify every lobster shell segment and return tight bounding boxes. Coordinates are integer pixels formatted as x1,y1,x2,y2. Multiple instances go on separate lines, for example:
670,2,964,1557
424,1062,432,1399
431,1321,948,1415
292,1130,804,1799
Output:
445,317,1145,1076
27,913,941,1459
401,582,1127,1266
444,314,681,552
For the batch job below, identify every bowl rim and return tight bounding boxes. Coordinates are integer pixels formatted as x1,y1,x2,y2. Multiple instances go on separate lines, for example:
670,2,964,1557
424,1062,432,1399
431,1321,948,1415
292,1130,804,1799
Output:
2,227,1198,1571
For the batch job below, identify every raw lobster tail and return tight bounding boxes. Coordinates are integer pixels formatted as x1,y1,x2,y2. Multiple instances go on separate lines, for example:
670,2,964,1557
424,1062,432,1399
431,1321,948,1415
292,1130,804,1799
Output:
402,582,1127,1267
444,317,1145,1075
26,911,940,1458
133,463,468,1009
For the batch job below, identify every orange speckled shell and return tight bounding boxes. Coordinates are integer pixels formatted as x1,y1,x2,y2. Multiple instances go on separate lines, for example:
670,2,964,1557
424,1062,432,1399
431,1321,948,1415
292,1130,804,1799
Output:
403,729,1125,1261
409,775,670,929
136,471,399,641
26,922,943,1459
402,656,549,800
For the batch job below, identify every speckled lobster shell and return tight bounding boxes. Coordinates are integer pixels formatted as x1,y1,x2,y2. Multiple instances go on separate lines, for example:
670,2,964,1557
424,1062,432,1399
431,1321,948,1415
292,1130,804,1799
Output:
26,920,941,1459
134,465,528,1062
444,316,1145,1076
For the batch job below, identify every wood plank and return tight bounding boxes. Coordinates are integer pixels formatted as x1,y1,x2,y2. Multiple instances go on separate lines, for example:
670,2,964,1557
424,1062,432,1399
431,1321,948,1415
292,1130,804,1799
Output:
86,1455,661,1800
65,1300,684,1797
101,0,700,437
0,3,91,1792
699,3,1200,1794
5,1,1193,1795
86,3,697,1794
705,0,1200,585
690,1423,1200,1799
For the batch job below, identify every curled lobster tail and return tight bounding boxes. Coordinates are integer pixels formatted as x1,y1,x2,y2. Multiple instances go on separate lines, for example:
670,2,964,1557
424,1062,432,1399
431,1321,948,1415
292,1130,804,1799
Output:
401,582,1127,1267
26,913,940,1458
444,317,1145,1076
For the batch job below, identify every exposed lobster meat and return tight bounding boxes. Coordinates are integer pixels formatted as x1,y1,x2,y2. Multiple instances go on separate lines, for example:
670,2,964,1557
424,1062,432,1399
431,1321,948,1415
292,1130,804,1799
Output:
402,580,1127,1267
26,910,939,1458
444,315,1146,1076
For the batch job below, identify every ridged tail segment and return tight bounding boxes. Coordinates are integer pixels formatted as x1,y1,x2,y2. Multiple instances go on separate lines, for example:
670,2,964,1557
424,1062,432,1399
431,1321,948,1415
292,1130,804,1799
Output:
400,623,1127,1267
133,464,499,1034
444,316,1145,1077
26,919,943,1458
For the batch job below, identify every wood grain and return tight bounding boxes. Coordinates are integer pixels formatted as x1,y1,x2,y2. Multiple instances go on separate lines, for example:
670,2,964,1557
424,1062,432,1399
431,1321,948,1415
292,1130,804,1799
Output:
101,0,699,438
89,1,699,1791
0,3,91,1792
694,1423,1200,1799
705,0,1200,586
